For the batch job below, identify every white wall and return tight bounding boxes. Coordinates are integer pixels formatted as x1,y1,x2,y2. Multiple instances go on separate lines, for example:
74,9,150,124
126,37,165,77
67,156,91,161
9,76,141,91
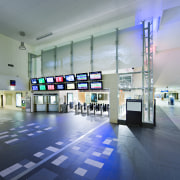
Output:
154,48,180,87
0,33,33,90
154,6,180,88
0,90,27,110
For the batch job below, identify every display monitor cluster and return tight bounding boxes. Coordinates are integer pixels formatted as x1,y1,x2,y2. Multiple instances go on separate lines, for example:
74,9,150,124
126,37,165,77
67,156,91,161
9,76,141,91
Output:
31,71,103,91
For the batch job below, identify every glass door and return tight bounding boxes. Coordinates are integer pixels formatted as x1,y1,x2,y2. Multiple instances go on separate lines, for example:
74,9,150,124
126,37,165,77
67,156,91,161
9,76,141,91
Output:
67,93,73,104
16,93,22,107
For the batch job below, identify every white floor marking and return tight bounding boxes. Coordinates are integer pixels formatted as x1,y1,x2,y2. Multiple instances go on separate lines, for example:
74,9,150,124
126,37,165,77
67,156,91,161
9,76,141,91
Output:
46,146,59,153
0,131,8,136
44,127,52,131
36,130,43,133
55,141,64,146
28,123,35,126
72,146,80,150
51,155,68,166
11,134,18,138
92,151,101,157
5,138,19,144
33,152,44,158
0,163,22,177
74,168,87,176
96,135,102,138
84,158,104,168
0,135,9,139
10,128,15,131
113,138,118,141
24,162,36,169
27,133,34,136
103,139,112,145
18,129,28,133
102,147,114,156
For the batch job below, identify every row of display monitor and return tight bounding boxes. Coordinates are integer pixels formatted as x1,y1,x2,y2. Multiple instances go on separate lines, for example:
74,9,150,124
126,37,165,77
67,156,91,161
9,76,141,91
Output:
32,81,103,91
31,71,102,84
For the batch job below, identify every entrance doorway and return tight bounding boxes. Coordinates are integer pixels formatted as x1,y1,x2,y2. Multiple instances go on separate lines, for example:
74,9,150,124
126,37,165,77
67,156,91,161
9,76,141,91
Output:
1,95,3,108
33,94,59,112
67,93,73,104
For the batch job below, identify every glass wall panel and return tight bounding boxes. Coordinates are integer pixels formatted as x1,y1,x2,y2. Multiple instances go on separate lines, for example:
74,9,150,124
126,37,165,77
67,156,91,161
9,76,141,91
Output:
29,53,41,78
94,32,116,74
31,57,36,78
118,25,143,70
42,49,55,76
31,56,41,78
16,93,22,107
119,73,142,89
35,96,44,104
73,39,91,73
49,96,57,104
56,44,71,75
36,57,41,78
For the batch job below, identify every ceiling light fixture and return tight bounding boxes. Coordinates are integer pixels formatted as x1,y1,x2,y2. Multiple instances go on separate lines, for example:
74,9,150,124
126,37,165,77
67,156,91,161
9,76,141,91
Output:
36,32,53,40
19,42,26,50
19,31,26,50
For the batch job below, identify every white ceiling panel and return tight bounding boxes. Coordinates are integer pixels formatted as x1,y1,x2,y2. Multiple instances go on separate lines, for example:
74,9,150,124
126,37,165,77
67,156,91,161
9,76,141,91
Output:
0,0,165,47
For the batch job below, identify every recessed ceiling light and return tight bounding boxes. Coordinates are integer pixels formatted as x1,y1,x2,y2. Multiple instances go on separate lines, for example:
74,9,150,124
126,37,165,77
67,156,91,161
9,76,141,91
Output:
36,32,53,40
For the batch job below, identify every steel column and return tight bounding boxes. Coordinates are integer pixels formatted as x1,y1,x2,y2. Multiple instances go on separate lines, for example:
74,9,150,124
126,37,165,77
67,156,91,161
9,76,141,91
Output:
70,41,73,73
90,36,94,71
116,28,119,74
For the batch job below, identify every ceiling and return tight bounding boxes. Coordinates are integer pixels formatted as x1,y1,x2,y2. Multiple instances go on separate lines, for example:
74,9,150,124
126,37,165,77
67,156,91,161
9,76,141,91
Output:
0,0,180,88
0,0,172,47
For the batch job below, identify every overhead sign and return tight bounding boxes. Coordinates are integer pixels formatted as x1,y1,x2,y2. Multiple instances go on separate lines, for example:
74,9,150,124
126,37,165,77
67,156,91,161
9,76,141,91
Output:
161,90,168,92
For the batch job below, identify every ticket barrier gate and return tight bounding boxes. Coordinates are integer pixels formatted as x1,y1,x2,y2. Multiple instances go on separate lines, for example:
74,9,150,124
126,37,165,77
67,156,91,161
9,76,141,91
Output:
60,103,68,113
75,102,81,114
95,104,103,116
87,103,96,115
75,103,110,116
80,103,87,114
103,104,110,117
67,102,74,112
87,103,109,116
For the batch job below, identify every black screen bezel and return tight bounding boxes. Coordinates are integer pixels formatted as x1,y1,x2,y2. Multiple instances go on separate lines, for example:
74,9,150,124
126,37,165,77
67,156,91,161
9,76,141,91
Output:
76,73,88,81
90,81,103,90
32,85,39,91
65,74,75,82
46,76,55,83
55,76,64,83
89,71,102,81
56,83,65,90
31,78,38,84
77,82,89,90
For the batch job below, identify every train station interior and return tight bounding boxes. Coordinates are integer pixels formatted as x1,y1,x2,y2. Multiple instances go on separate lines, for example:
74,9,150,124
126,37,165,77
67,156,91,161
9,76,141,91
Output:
0,0,180,179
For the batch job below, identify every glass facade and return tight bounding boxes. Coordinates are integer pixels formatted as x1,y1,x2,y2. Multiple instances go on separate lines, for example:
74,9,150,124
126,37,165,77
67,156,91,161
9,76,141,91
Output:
93,32,116,74
56,44,71,75
29,22,154,125
42,49,56,76
73,39,91,73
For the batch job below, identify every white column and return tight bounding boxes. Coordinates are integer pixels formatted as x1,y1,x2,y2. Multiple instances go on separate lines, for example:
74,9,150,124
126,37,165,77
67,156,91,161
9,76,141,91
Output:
103,74,118,124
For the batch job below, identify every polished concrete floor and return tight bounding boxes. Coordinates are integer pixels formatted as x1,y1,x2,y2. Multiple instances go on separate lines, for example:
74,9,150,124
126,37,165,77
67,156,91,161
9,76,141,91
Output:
0,102,180,180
